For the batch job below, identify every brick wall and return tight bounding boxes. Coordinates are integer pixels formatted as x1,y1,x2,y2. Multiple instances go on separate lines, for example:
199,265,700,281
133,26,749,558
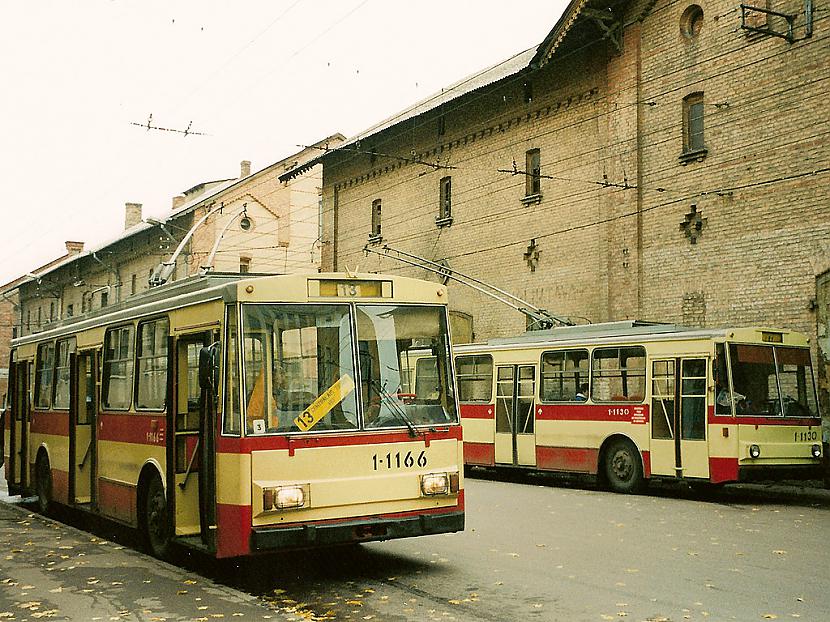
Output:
323,0,829,349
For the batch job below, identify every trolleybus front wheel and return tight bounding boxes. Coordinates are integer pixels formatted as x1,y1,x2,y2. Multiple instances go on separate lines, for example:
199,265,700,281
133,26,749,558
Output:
35,452,52,514
604,439,644,494
143,474,171,559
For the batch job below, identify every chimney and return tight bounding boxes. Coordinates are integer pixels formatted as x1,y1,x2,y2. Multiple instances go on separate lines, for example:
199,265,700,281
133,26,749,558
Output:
172,195,186,210
240,160,251,178
125,202,142,230
65,241,84,255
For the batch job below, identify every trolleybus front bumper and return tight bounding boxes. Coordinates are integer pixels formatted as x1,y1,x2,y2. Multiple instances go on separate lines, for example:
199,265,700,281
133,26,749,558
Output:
738,463,824,482
251,511,464,551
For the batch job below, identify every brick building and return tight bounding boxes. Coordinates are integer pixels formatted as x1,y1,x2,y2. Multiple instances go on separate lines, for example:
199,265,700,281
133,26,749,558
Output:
12,135,343,341
287,0,829,407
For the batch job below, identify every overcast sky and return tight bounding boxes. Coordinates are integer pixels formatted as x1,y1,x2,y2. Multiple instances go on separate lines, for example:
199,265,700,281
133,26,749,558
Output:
0,0,568,286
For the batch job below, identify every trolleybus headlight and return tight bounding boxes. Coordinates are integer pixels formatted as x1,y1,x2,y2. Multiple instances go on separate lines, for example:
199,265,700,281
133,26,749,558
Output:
263,485,306,510
749,444,761,459
421,473,450,496
811,444,822,458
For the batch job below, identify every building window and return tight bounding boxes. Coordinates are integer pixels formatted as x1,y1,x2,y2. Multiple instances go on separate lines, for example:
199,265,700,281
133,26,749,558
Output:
523,148,542,205
523,80,533,104
239,257,251,273
680,92,707,163
369,199,382,242
101,291,108,308
437,176,453,226
131,274,137,296
680,4,704,38
26,310,31,330
37,307,42,329
65,304,74,318
49,302,55,322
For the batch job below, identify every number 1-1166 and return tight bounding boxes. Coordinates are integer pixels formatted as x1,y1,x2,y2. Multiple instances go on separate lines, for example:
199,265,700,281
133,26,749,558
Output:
372,450,427,470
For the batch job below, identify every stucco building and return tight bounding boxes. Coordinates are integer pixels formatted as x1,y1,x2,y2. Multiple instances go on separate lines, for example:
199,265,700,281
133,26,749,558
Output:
13,135,343,341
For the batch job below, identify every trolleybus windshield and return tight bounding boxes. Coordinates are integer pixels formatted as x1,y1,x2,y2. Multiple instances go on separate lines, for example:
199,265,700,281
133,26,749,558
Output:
356,305,457,430
727,344,819,417
239,303,457,435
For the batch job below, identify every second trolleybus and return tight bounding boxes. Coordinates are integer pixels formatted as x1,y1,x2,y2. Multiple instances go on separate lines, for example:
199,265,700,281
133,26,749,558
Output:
454,321,823,492
4,272,464,558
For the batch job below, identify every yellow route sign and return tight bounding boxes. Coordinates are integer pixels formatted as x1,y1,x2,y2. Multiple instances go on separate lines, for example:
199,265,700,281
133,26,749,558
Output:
294,375,356,432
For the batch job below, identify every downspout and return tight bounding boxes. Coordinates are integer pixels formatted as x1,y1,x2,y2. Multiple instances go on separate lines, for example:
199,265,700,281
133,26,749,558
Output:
635,22,644,317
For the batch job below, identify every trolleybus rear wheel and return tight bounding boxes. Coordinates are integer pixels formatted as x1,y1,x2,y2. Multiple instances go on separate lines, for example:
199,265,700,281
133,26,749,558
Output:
143,474,171,559
604,439,643,494
35,452,52,514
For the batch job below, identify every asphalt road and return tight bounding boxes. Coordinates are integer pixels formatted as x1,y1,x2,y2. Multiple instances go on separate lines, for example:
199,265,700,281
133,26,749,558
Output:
3,464,829,622
224,475,830,622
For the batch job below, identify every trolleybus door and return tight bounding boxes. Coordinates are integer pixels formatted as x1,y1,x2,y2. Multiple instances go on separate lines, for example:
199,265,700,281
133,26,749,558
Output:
8,360,29,491
173,332,216,549
494,364,537,466
649,358,709,480
69,351,96,506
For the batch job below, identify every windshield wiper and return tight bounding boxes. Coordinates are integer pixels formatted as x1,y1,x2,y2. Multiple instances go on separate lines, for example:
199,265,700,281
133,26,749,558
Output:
371,379,419,438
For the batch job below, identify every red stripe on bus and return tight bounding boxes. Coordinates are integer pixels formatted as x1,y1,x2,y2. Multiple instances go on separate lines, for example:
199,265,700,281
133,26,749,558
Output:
217,503,253,558
98,478,136,525
29,411,69,436
641,450,651,478
51,468,69,505
216,426,463,454
459,404,493,419
709,457,739,483
97,413,167,446
536,404,649,424
536,446,598,473
464,442,494,466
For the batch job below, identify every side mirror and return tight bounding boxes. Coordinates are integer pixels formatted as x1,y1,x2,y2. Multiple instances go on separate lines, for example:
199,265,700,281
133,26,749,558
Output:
198,343,221,391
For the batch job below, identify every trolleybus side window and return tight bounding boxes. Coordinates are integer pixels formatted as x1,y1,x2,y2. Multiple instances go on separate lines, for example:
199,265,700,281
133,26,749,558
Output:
540,349,589,402
591,346,646,402
136,318,169,411
456,354,493,403
681,358,707,440
774,347,818,417
102,325,135,411
651,359,675,439
52,337,76,410
223,304,242,435
357,304,457,428
34,342,55,409
714,343,733,415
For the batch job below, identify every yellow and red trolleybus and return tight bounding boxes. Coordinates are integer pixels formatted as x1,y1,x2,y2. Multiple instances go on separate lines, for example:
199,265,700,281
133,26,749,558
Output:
3,272,463,557
455,321,823,493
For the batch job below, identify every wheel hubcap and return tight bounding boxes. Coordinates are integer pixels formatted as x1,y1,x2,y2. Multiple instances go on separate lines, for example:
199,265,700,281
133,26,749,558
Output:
612,449,633,481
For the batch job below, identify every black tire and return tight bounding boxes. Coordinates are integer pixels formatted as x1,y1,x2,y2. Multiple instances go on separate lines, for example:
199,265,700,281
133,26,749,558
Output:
35,452,52,514
143,473,171,559
604,439,644,494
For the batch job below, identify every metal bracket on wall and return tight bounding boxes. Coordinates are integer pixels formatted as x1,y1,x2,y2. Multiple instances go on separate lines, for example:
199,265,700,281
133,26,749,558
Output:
740,0,813,43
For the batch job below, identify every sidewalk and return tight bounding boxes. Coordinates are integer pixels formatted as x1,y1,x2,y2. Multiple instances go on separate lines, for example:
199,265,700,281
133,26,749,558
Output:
0,470,283,622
